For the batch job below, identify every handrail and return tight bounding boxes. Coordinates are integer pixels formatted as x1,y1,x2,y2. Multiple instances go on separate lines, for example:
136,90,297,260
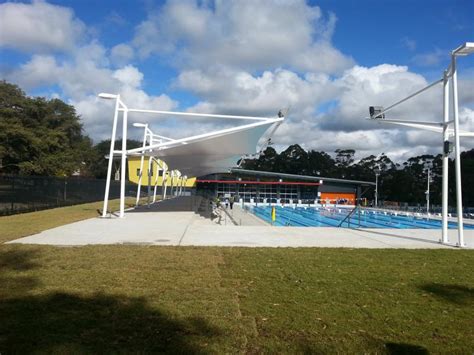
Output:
338,206,360,227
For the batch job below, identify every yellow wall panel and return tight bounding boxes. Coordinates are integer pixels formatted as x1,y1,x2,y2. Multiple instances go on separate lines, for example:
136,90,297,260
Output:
128,157,196,187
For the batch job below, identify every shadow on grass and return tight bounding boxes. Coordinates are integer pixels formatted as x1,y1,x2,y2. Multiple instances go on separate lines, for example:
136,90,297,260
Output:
385,342,428,354
0,293,220,353
0,247,40,271
0,248,41,296
420,283,474,305
0,248,221,353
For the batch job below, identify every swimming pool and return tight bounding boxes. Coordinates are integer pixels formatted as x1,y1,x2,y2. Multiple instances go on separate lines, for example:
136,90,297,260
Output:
251,206,474,229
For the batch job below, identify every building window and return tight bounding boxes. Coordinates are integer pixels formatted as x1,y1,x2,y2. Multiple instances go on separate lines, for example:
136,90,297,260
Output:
136,168,153,176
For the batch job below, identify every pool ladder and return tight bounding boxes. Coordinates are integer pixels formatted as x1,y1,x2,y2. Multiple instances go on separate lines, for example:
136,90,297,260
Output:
338,206,361,228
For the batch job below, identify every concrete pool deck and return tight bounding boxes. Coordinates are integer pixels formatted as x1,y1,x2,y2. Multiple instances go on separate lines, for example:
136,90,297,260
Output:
7,197,474,249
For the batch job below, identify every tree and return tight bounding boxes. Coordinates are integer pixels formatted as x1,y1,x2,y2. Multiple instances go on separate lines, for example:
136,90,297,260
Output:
240,144,474,208
0,81,93,176
307,150,335,177
87,139,142,179
279,144,308,174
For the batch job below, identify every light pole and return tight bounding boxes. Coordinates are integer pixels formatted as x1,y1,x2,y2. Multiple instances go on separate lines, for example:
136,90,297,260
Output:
425,167,431,215
368,42,474,247
375,171,380,208
450,42,474,247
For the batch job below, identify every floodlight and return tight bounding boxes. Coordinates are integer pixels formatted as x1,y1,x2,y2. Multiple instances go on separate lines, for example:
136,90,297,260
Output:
452,42,474,56
369,106,385,119
98,93,118,99
133,123,147,128
443,140,454,155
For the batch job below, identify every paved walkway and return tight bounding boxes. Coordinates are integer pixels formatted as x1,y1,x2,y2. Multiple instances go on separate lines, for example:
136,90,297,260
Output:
223,204,269,226
7,197,474,249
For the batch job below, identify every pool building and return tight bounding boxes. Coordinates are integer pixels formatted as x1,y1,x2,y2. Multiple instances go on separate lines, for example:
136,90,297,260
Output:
196,168,375,205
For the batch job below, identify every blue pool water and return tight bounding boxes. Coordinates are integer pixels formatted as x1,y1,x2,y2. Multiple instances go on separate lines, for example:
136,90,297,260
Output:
251,206,474,229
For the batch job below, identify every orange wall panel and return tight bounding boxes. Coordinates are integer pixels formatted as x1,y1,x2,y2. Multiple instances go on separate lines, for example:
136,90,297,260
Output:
320,192,355,204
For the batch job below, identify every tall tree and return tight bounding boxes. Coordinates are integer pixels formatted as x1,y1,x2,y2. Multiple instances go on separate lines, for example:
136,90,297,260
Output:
0,81,92,176
87,139,142,179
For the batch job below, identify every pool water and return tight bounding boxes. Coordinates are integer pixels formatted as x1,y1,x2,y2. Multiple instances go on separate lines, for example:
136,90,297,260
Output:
251,206,474,229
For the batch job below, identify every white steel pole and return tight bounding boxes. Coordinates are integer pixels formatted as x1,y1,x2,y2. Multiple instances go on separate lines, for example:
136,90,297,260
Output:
441,71,450,243
162,168,168,200
135,126,148,206
102,96,120,218
119,108,128,218
153,162,160,203
426,168,430,215
375,173,379,208
451,55,464,247
179,176,184,196
147,156,152,208
170,171,175,196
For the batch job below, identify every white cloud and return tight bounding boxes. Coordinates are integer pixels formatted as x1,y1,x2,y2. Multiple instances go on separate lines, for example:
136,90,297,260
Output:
113,65,143,88
318,64,440,132
176,67,337,118
1,0,473,162
133,0,353,74
0,0,86,53
110,44,135,66
5,44,176,141
7,55,59,89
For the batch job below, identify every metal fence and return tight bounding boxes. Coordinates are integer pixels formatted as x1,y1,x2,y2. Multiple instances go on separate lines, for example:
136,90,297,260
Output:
0,175,141,216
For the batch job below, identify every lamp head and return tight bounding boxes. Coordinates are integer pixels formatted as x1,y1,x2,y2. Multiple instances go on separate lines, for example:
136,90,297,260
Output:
133,123,147,128
453,42,474,56
369,106,385,119
98,93,118,99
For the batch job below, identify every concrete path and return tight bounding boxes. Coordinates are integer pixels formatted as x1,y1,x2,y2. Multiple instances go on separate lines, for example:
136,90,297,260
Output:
7,197,474,249
223,204,269,226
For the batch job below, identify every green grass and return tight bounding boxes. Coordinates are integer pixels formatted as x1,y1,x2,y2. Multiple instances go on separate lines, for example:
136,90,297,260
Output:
1,206,473,353
0,198,139,244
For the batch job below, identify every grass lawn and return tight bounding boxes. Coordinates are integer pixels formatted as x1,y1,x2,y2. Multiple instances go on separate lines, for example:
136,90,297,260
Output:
1,204,473,353
0,198,139,244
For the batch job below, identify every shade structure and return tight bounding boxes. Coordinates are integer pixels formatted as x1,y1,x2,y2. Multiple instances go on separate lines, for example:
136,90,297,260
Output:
132,122,276,176
98,92,285,217
130,120,279,176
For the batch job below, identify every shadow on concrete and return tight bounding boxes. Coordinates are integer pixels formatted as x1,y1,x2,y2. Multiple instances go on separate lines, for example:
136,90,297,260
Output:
0,247,221,353
129,196,214,220
357,228,452,248
420,283,474,305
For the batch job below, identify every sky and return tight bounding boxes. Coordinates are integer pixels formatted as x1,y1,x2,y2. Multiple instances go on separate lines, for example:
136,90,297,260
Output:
0,0,473,162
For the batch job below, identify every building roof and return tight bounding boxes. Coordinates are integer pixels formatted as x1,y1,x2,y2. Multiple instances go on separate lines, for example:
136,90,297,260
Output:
230,168,375,186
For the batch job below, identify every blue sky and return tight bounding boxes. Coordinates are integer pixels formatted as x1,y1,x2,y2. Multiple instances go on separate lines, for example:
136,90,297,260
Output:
0,0,473,160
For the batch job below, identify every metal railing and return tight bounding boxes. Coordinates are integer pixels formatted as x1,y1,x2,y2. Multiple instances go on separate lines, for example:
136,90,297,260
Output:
338,205,361,228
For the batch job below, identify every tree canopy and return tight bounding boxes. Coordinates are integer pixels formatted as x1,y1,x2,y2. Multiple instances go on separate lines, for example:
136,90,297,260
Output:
0,81,92,176
242,144,474,207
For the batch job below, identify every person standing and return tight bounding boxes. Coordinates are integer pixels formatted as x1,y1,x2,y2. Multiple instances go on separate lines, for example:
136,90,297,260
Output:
229,195,234,210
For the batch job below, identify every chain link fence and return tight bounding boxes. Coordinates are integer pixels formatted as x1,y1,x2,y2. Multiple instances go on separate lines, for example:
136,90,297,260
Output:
0,175,141,216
